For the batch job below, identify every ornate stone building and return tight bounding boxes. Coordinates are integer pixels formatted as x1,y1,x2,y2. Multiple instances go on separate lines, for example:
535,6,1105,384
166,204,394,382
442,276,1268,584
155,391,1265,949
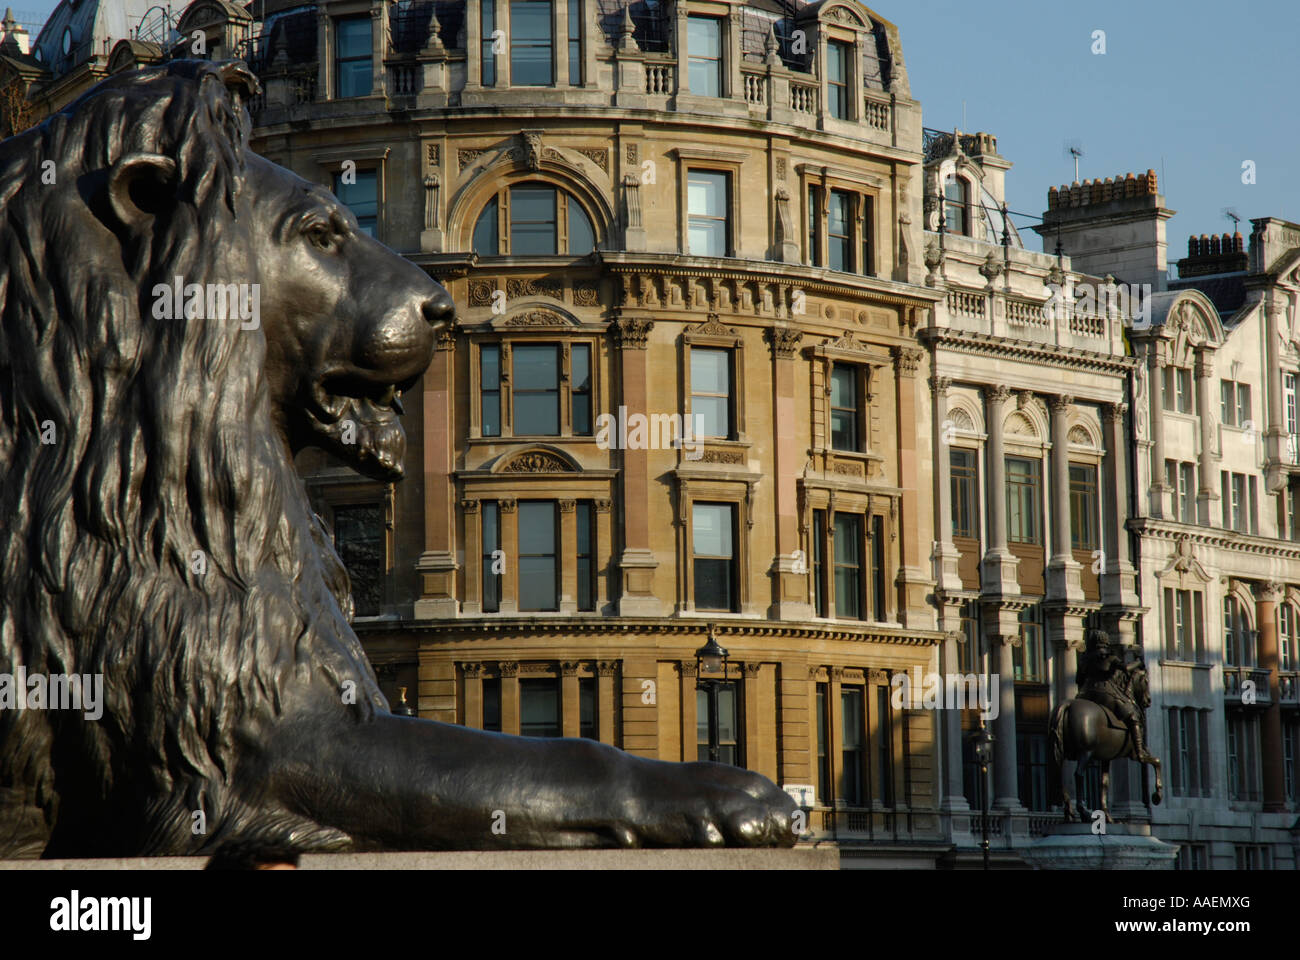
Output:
1124,221,1300,869
919,132,1143,860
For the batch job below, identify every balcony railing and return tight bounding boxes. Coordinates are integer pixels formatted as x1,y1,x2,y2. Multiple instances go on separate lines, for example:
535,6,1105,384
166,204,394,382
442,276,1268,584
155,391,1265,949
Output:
862,92,890,131
1223,666,1271,704
789,80,817,115
1280,671,1298,704
644,59,674,95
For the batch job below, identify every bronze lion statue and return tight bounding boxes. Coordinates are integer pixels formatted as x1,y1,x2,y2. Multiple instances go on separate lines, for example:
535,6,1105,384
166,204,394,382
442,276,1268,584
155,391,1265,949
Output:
0,61,795,858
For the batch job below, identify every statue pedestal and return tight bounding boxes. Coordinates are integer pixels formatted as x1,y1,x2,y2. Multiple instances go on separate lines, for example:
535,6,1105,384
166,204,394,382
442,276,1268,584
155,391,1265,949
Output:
1022,822,1177,870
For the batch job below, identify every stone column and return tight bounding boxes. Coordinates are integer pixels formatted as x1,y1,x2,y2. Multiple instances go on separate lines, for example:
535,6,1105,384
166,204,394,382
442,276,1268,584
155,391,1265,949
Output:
1046,393,1084,703
561,661,581,738
940,629,972,819
981,385,1018,588
673,1,689,95
498,498,518,614
460,499,482,615
559,499,577,614
415,329,459,618
597,660,618,746
726,8,743,99
991,633,1021,809
554,0,569,88
1264,295,1287,486
1257,582,1286,812
767,327,808,618
370,3,385,97
500,661,520,735
612,317,662,614
828,668,844,804
930,376,962,594
1102,401,1140,645
462,662,484,728
893,347,933,625
679,661,698,762
1195,349,1218,525
1146,341,1167,518
594,498,612,613
779,660,812,791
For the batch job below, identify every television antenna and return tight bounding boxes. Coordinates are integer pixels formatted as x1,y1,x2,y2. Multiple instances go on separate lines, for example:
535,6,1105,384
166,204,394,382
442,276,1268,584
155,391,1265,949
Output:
1221,206,1241,232
1064,140,1085,182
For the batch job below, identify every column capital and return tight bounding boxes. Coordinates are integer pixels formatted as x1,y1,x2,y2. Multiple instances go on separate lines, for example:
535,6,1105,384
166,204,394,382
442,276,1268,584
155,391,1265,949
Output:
460,498,480,514
1258,581,1287,603
929,375,953,396
561,660,582,676
499,661,519,678
1194,351,1215,378
984,383,1013,404
679,660,698,678
558,499,576,514
1048,393,1074,414
597,660,619,677
499,498,517,513
459,661,485,678
610,316,653,349
594,498,612,513
891,345,925,376
1102,401,1128,424
765,324,803,359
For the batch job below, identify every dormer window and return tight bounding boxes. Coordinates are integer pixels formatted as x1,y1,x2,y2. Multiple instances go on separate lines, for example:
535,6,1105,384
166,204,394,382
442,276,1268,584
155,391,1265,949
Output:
827,40,850,119
944,176,969,236
688,16,722,97
511,0,553,86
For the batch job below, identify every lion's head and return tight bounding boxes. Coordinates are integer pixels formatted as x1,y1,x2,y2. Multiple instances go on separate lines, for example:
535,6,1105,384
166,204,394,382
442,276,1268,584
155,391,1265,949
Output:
0,61,453,856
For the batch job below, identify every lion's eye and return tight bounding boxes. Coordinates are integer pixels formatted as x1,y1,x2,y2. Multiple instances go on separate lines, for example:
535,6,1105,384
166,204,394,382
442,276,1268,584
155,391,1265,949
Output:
306,222,337,250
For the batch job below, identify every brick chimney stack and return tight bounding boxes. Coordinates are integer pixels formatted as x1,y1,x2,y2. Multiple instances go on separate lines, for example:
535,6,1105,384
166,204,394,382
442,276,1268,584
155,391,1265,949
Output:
1033,169,1175,292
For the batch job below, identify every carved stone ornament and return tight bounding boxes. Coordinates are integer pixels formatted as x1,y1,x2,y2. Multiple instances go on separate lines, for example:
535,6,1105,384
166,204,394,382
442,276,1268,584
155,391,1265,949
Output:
501,451,570,473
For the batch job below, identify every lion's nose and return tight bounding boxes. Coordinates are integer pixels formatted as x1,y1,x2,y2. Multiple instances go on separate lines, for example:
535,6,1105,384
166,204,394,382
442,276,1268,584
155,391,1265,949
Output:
422,289,456,328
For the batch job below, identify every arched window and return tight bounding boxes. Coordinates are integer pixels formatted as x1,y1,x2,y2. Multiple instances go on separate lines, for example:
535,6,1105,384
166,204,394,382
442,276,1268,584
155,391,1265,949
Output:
944,175,969,236
472,183,596,256
1224,595,1257,667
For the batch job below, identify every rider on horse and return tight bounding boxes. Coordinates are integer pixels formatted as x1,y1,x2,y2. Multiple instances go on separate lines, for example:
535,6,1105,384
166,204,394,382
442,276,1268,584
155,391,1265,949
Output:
1077,629,1154,763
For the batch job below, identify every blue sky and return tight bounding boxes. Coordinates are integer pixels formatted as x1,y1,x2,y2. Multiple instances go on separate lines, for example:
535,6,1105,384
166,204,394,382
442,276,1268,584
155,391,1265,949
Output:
13,0,1297,249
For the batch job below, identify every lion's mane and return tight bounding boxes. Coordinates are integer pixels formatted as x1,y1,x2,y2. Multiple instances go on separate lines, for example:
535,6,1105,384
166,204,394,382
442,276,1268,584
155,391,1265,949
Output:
0,61,382,857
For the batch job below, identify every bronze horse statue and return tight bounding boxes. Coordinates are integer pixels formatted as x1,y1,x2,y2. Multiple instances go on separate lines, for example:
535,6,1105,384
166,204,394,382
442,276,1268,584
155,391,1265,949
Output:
1049,664,1163,822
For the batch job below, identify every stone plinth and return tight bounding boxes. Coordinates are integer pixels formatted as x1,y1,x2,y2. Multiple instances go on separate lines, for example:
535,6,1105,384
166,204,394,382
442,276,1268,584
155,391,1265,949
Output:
0,848,839,870
1022,822,1177,870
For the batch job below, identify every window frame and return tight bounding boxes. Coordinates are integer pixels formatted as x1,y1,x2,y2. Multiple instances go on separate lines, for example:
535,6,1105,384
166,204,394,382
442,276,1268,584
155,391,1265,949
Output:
950,447,980,541
826,39,851,120
673,149,746,258
334,14,373,99
1005,455,1043,545
685,168,730,258
471,181,598,257
691,500,740,613
686,14,724,97
517,499,560,612
471,337,600,440
509,0,555,87
682,318,746,443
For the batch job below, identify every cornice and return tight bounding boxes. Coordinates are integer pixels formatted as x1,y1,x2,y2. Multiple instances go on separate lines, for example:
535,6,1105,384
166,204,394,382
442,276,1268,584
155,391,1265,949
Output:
1129,518,1300,561
920,327,1137,375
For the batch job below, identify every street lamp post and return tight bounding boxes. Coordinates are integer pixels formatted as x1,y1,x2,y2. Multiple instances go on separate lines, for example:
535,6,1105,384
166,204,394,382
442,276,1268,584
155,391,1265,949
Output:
694,626,730,764
968,721,995,871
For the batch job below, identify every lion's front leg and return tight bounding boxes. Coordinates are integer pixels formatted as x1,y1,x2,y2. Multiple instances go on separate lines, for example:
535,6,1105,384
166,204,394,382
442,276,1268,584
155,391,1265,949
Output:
265,712,797,850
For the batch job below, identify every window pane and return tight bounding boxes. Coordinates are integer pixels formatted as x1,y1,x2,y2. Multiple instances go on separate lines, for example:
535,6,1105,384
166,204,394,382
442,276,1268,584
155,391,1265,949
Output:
482,501,500,612
520,678,560,737
513,344,560,435
334,169,377,238
336,18,372,57
333,504,384,617
473,197,499,255
687,170,728,256
337,60,372,99
510,0,553,85
834,513,863,619
693,503,733,557
692,347,729,393
482,677,502,730
481,1,497,85
567,195,595,254
828,190,851,272
481,345,501,436
335,18,372,99
827,41,848,119
518,501,556,611
687,17,722,96
579,677,596,738
510,185,557,255
571,343,591,435
830,364,858,451
576,501,594,611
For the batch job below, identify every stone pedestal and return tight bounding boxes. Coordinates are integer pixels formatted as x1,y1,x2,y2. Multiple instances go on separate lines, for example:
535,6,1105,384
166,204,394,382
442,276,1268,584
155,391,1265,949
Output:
1022,822,1177,870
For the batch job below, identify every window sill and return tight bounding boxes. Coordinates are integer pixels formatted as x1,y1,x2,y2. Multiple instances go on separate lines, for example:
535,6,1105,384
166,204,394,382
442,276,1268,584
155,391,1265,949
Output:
1158,658,1212,669
467,435,599,444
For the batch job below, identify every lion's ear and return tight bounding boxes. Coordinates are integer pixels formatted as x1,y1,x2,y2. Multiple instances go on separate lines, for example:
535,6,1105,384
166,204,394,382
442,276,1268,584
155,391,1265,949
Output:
107,153,178,231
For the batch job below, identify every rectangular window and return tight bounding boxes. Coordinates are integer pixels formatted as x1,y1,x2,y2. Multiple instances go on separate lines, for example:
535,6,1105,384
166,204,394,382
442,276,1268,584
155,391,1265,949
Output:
876,685,894,806
1180,462,1195,522
1236,383,1251,428
482,501,501,612
687,16,722,97
812,509,827,617
841,686,864,805
473,195,499,254
571,343,592,436
958,601,979,674
513,344,560,435
1286,372,1299,463
690,347,733,439
807,186,821,266
1232,473,1246,532
815,683,830,804
697,681,740,765
1013,605,1044,681
687,169,728,257
1284,720,1297,803
1176,367,1192,413
482,677,502,731
481,2,497,85
951,449,978,539
827,189,852,272
579,677,596,739
830,363,860,451
833,513,864,620
860,196,874,277
518,501,558,611
1248,474,1258,534
510,183,558,255
1290,482,1300,541
1017,733,1050,811
332,504,384,617
567,0,582,85
510,0,554,86
1006,456,1042,544
576,501,595,612
1220,380,1234,425
1224,596,1238,666
1068,463,1098,551
335,16,372,98
826,40,849,119
519,677,560,737
333,168,378,237
1281,604,1296,672
480,345,501,437
693,502,738,612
